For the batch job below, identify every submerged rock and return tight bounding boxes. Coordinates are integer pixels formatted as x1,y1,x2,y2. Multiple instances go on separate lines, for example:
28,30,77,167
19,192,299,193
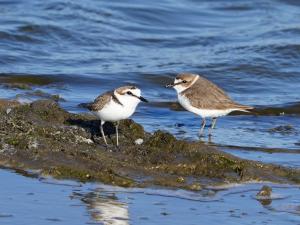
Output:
3,83,32,90
16,90,65,102
256,185,273,206
256,185,272,197
0,74,57,86
0,99,299,189
268,125,296,135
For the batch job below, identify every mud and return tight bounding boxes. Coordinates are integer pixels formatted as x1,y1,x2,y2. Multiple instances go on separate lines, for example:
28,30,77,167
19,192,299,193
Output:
0,99,299,189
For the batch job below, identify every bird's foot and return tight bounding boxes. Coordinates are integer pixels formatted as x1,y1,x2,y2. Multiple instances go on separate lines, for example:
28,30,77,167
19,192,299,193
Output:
112,145,121,152
93,136,113,150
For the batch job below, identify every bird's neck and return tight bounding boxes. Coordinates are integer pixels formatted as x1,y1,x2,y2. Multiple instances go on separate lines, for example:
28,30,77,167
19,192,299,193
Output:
174,85,188,94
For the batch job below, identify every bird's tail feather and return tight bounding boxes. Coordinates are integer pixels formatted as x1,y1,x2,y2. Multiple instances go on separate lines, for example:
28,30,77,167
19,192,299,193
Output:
233,104,254,113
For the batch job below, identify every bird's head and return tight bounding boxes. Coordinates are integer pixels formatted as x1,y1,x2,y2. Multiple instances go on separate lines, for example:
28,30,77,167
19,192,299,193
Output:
166,73,198,93
115,86,148,105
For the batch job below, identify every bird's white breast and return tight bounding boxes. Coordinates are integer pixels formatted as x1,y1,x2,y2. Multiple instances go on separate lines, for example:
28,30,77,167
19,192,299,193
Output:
94,96,139,122
177,94,234,118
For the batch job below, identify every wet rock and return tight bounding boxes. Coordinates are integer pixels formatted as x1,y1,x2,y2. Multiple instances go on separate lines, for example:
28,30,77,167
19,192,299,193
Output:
0,99,299,189
16,90,65,102
295,142,300,146
29,100,69,123
120,119,145,141
75,135,94,144
252,102,300,116
189,183,202,191
0,99,20,109
256,185,272,197
150,101,183,111
145,130,176,149
27,139,39,149
175,123,185,127
268,125,296,134
176,176,185,183
0,213,13,218
0,74,57,86
3,83,32,90
256,185,272,206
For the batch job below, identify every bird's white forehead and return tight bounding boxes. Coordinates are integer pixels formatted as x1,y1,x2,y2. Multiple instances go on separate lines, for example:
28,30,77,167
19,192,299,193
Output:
174,78,184,86
131,88,141,96
175,78,182,82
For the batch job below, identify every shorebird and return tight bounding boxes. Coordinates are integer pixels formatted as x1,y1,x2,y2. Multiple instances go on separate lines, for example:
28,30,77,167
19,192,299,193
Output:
87,86,147,146
166,73,253,136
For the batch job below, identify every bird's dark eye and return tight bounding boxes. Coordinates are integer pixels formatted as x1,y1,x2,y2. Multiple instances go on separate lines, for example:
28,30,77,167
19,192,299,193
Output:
127,91,132,95
182,80,187,83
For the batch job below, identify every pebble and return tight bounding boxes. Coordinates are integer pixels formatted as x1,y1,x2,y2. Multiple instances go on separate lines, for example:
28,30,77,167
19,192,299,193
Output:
134,138,143,145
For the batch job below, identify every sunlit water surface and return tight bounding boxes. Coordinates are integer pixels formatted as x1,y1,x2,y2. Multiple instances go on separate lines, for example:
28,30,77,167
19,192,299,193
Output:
0,169,300,225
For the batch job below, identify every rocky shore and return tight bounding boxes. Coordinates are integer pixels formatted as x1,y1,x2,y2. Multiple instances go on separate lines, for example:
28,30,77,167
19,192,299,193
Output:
0,99,299,190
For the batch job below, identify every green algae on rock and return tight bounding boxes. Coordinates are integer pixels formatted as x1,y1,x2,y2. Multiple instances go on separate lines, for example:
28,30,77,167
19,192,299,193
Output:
16,90,65,102
0,99,299,189
0,74,58,86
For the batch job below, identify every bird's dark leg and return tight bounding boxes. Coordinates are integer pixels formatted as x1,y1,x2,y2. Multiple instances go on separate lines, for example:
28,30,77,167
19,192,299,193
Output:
100,120,108,146
115,121,120,146
199,118,206,137
212,117,217,129
209,117,217,136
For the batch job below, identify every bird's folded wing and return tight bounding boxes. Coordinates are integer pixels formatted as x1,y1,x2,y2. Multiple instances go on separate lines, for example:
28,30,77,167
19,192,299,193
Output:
183,77,248,110
87,91,113,111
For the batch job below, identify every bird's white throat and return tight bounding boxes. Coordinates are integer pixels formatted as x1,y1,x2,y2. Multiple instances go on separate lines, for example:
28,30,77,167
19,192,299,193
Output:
114,90,141,109
173,79,187,93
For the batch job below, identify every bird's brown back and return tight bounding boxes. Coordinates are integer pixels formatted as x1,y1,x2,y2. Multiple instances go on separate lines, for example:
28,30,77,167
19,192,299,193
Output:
182,75,252,110
87,91,114,111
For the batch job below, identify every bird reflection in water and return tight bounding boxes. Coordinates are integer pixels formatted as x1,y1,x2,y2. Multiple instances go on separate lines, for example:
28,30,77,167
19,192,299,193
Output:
78,191,129,225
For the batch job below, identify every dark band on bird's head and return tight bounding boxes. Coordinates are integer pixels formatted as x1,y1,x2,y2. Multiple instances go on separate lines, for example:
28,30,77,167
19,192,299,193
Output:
116,86,138,95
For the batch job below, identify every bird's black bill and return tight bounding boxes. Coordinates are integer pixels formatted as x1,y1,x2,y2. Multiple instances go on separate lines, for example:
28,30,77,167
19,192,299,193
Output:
139,96,148,102
165,83,174,88
131,93,148,102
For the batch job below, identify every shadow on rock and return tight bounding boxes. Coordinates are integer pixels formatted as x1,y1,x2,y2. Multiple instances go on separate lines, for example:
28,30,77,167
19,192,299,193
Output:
66,118,116,140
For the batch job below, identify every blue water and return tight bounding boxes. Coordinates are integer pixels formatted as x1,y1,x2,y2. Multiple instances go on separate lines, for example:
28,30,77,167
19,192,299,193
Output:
0,168,299,225
0,0,300,224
